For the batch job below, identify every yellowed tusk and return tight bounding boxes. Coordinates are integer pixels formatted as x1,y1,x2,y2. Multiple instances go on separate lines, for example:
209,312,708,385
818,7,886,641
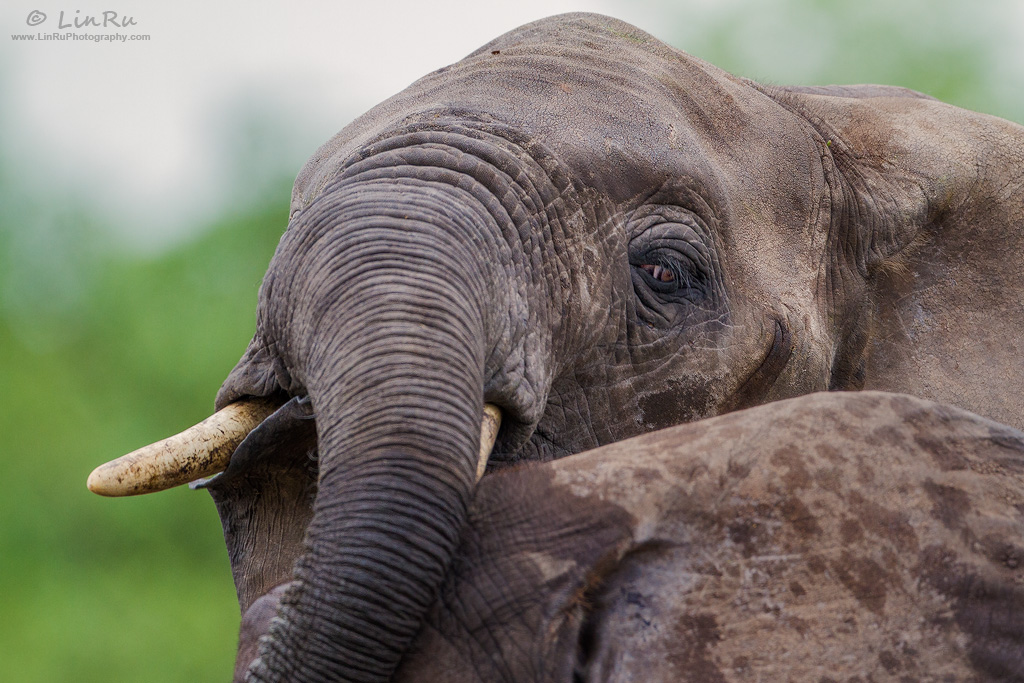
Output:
89,397,501,495
477,404,501,481
87,397,281,497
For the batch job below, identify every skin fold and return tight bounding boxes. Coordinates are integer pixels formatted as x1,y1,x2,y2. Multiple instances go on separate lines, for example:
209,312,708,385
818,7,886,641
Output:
198,13,1024,682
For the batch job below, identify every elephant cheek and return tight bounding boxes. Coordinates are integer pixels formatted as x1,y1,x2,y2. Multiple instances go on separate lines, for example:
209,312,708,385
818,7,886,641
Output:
637,379,718,430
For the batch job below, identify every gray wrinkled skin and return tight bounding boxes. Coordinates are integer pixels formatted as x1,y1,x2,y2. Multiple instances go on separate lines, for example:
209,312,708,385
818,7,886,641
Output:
393,392,1024,682
206,13,1024,682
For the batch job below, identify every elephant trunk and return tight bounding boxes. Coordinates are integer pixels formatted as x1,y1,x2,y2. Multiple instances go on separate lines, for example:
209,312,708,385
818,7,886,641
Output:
244,180,506,682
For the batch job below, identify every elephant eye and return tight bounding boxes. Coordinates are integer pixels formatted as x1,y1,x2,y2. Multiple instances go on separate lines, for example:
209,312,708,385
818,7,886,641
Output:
632,250,708,301
627,205,719,327
639,263,675,282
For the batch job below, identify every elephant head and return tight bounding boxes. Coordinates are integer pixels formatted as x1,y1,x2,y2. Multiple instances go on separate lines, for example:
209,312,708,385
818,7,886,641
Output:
87,12,1024,682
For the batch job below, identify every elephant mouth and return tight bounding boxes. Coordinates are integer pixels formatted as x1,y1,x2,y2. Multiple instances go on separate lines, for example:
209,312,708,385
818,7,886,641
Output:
234,582,294,682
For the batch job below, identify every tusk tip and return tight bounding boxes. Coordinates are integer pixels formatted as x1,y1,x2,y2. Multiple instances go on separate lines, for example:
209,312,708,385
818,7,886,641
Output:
85,397,282,498
86,464,121,497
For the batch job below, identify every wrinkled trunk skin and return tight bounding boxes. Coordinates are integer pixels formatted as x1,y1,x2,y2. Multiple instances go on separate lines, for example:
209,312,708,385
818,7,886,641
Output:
213,120,583,681
235,178,509,682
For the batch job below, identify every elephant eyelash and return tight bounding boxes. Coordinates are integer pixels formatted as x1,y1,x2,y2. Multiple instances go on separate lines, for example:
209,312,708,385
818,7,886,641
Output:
636,256,705,299
639,263,675,282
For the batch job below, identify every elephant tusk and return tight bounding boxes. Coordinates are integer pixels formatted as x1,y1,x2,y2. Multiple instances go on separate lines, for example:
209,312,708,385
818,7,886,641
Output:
86,397,281,497
477,404,501,481
89,398,500,495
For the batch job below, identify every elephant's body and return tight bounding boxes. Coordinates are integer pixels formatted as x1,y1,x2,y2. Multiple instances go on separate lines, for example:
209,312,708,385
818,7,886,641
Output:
89,13,1024,683
395,392,1024,682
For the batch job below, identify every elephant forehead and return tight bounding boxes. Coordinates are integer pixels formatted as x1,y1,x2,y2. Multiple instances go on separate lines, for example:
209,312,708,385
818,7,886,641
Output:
293,13,817,213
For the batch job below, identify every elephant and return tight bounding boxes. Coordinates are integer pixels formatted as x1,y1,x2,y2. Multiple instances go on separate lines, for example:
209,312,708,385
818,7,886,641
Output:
226,392,1024,682
385,391,1022,682
87,12,1024,683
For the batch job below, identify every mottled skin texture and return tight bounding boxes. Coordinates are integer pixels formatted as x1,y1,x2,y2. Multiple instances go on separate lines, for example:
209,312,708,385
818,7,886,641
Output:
240,392,1024,681
206,13,1024,682
402,392,1024,682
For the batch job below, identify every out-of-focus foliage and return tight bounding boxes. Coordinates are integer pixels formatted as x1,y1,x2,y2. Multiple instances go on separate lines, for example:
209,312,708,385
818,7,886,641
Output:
4,1,1022,680
0,184,290,681
656,0,1024,124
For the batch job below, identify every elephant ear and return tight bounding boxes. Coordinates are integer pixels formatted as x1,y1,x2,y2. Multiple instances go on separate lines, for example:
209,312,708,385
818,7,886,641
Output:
769,84,1024,429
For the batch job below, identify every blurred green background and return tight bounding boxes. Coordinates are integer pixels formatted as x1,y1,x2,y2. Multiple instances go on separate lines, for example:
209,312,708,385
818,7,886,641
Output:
2,0,1022,681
